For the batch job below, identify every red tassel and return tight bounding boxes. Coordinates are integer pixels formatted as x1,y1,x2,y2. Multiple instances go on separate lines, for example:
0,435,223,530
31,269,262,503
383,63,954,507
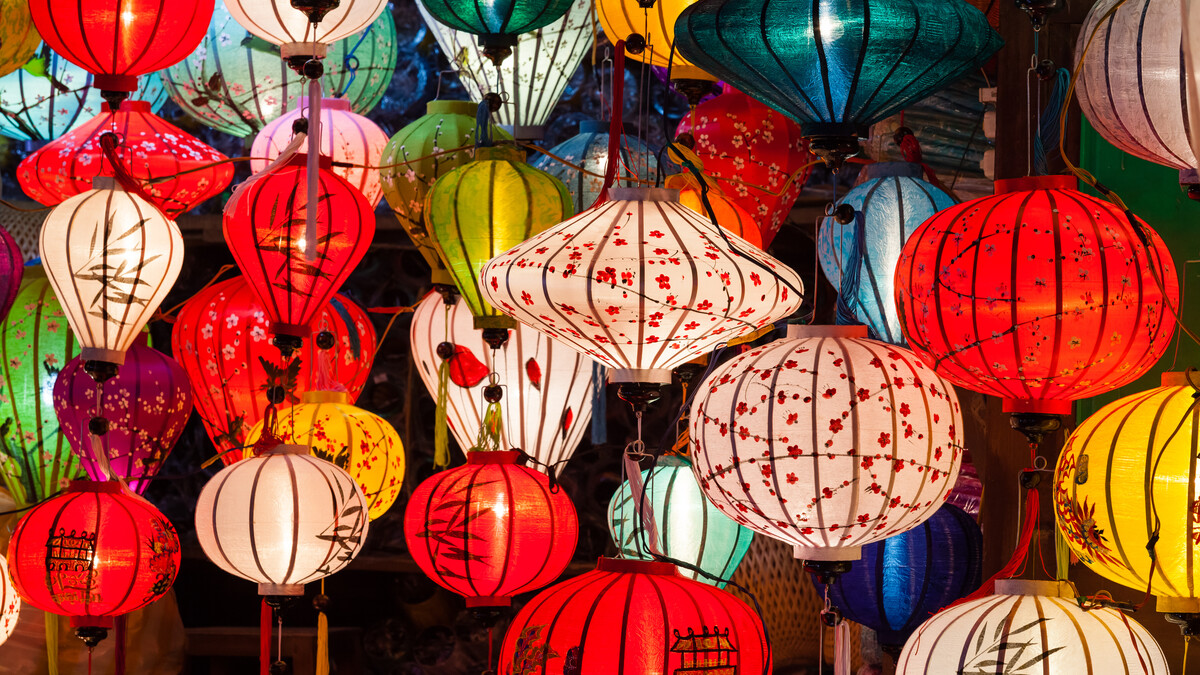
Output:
260,599,271,675
593,40,627,208
114,615,127,675
953,487,1039,606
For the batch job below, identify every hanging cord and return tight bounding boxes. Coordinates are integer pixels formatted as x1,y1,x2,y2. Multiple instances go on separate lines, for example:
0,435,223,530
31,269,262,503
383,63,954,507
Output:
833,210,866,328
433,302,453,468
259,599,271,675
952,460,1042,606
593,40,626,206
475,101,494,149
1032,67,1070,175
303,77,322,264
97,133,158,205
336,23,373,98
45,612,59,675
589,362,607,445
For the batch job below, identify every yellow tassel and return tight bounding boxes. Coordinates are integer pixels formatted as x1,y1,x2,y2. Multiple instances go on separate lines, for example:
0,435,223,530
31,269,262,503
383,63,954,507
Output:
45,611,59,675
316,580,330,675
434,359,451,468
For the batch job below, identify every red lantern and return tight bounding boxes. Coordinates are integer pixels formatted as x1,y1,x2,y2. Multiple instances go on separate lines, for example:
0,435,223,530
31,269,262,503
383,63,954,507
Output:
403,451,578,607
896,175,1178,417
7,480,181,645
499,557,771,675
172,275,376,465
17,100,233,218
223,154,373,352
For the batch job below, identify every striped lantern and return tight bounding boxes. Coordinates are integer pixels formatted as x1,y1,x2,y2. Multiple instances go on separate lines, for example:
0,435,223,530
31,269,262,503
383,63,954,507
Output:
896,580,1169,674
0,0,40,79
689,325,963,561
224,0,387,59
195,445,369,595
532,120,659,213
0,555,19,647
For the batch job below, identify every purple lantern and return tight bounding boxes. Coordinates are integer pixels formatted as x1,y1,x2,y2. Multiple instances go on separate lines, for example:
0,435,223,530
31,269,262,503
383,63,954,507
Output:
53,341,193,493
0,227,22,321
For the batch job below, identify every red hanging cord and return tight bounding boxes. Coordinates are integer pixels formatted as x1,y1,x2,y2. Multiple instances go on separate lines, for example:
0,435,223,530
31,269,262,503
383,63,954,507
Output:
592,40,627,208
952,485,1040,606
97,132,159,206
260,599,271,675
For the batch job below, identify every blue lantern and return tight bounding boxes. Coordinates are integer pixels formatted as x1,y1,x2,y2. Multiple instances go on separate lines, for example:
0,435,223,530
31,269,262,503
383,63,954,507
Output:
817,162,954,345
533,120,659,213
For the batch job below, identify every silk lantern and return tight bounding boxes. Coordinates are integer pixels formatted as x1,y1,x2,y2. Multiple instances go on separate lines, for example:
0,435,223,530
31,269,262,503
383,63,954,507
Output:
895,175,1178,427
0,225,21,320
418,0,573,65
251,97,388,207
596,0,715,99
608,455,754,588
39,180,184,378
532,120,659,212
416,0,593,139
817,162,954,344
896,580,1168,674
690,324,963,564
0,555,19,647
410,291,595,471
172,276,376,465
403,451,578,607
224,0,388,61
499,557,771,675
0,0,40,79
481,187,803,386
7,480,180,644
52,343,192,494
675,88,811,247
195,445,368,595
18,100,233,217
675,0,1003,167
678,187,763,249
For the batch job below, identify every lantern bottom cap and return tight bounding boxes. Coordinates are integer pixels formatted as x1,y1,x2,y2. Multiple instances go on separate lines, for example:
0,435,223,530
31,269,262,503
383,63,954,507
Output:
793,545,861,562
610,368,672,384
464,596,512,608
280,42,329,60
1002,398,1073,415
1157,596,1200,613
272,322,312,338
259,583,305,596
80,347,126,366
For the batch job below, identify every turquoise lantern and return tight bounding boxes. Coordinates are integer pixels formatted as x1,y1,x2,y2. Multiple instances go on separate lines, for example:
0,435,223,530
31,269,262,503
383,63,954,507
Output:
607,456,753,588
532,120,659,212
817,162,954,344
419,0,575,64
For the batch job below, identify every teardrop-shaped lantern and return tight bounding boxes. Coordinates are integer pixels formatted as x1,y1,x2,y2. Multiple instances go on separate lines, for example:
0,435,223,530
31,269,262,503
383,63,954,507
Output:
532,120,659,212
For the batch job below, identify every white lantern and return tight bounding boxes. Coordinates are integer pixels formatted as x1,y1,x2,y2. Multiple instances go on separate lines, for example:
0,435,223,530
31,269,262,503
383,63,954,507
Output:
481,186,803,385
0,554,19,647
194,444,369,595
252,97,388,207
38,178,183,375
689,324,963,561
897,579,1169,674
224,0,388,59
417,0,594,139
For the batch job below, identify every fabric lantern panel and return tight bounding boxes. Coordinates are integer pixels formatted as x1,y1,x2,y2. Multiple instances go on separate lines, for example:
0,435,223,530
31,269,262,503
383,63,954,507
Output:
418,0,574,66
0,554,19,647
533,120,659,213
0,225,21,321
597,0,708,77
0,0,41,79
224,0,387,57
677,187,763,249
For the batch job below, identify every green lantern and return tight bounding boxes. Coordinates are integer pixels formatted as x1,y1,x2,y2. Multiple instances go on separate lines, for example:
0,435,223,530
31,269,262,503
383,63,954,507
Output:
0,265,79,505
425,144,572,341
419,0,574,64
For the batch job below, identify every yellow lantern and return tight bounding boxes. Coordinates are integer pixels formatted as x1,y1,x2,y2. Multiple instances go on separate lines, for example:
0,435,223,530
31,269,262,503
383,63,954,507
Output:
597,0,714,97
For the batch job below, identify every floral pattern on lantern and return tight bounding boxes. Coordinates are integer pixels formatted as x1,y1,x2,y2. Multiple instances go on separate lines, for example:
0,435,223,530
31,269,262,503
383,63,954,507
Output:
225,0,387,57
533,120,659,212
0,0,41,79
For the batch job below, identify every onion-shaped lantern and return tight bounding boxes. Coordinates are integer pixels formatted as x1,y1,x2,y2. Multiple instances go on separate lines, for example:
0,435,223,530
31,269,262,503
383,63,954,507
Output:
195,445,369,595
0,0,41,79
896,580,1168,674
419,0,573,65
597,0,715,102
499,557,771,675
224,0,387,62
678,188,763,249
532,120,659,212
172,276,376,466
0,554,19,647
675,0,1002,167
7,480,180,645
403,450,578,607
608,455,754,588
18,100,233,217
817,162,954,344
690,324,963,565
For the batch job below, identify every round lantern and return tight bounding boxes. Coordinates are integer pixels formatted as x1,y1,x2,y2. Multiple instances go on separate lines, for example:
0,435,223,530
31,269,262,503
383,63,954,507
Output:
224,0,387,60
532,120,659,212
419,0,573,64
403,450,578,607
246,391,404,521
597,0,714,94
0,0,41,79
195,445,368,595
251,97,388,207
675,88,812,247
499,557,771,675
817,162,954,345
223,153,373,350
690,324,963,562
895,175,1178,420
8,480,180,643
164,4,396,137
678,187,763,249
410,291,595,471
811,503,982,655
895,580,1168,674
172,276,376,465
39,180,184,377
608,455,754,588
417,0,593,139
53,342,192,495
425,144,573,338
18,100,233,217
675,0,1002,167
379,100,512,285
481,187,803,385
0,554,20,647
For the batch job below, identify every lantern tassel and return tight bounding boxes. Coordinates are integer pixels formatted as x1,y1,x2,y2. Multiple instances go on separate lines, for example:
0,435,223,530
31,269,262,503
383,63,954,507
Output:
260,599,271,675
955,486,1039,605
226,132,307,214
316,581,330,675
624,453,663,557
832,619,851,675
305,78,322,264
434,358,451,468
45,611,59,675
590,363,607,445
592,40,626,207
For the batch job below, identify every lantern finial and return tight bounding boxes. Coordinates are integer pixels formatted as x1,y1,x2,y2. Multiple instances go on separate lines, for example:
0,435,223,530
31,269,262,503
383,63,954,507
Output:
75,626,108,648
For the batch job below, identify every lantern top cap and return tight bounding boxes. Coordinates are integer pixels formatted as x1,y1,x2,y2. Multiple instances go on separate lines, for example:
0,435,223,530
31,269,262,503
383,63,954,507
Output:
91,177,119,191
427,100,480,117
473,145,525,163
263,444,309,456
67,479,123,494
785,324,869,339
994,175,1078,194
302,390,352,405
596,556,680,576
296,97,351,112
101,100,153,114
610,187,679,203
466,450,523,465
994,578,1072,598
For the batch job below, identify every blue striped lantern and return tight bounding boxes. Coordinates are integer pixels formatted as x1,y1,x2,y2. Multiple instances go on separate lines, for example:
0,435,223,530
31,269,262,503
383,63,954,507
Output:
533,120,659,213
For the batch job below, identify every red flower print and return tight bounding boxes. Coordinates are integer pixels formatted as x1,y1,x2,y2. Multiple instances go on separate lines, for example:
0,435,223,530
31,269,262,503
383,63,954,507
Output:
822,388,836,399
878,432,891,448
899,402,911,417
787,445,802,457
656,274,671,289
829,419,843,433
786,473,798,485
521,291,533,305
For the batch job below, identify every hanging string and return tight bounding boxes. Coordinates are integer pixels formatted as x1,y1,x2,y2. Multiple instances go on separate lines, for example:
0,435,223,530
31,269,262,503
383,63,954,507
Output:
593,39,626,206
434,302,452,469
625,411,663,557
336,23,373,98
97,133,158,205
954,475,1040,606
1032,67,1070,175
589,363,607,445
259,600,271,675
304,77,323,264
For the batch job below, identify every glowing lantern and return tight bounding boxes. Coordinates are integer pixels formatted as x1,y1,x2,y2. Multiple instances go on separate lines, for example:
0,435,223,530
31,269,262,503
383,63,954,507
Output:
678,188,763,249
481,187,803,385
817,162,954,344
17,100,233,217
675,0,1002,167
378,100,512,285
38,180,184,378
195,445,368,595
608,455,754,588
419,0,573,65
224,0,387,60
0,555,19,646
7,480,180,644
896,580,1168,674
499,557,771,675
0,0,40,79
532,120,659,212
403,450,578,607
172,276,376,465
597,0,715,99
410,291,595,471
675,88,812,247
690,324,963,562
251,97,388,207
895,175,1178,422
52,343,192,495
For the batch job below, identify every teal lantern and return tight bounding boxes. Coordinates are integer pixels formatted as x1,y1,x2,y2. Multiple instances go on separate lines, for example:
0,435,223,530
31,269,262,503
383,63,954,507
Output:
419,0,575,64
675,0,1002,167
533,120,659,212
607,456,753,588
